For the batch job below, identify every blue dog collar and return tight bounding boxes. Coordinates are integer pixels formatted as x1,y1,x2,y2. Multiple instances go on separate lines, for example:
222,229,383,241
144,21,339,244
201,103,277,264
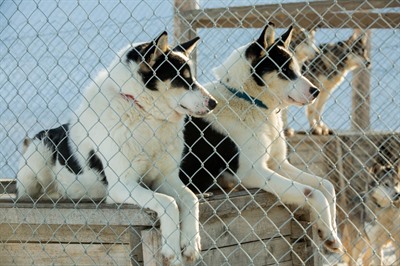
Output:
221,82,268,110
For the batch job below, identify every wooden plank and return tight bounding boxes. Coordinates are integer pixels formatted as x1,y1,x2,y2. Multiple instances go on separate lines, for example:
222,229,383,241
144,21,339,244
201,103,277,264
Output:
129,227,146,266
0,205,156,226
182,0,398,22
141,229,162,266
201,236,293,265
0,223,131,244
200,205,292,250
140,230,296,265
292,241,314,266
0,243,131,265
192,12,400,30
182,0,400,29
199,189,280,219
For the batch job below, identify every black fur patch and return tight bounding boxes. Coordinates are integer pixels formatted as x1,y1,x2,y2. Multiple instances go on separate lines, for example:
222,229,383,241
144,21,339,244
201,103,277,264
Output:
246,43,297,86
143,52,195,91
35,124,108,185
88,150,107,185
127,44,196,91
180,117,239,193
35,124,82,175
126,43,151,63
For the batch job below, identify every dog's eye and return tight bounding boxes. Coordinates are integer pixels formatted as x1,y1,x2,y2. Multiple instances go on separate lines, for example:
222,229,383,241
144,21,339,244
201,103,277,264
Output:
181,69,191,79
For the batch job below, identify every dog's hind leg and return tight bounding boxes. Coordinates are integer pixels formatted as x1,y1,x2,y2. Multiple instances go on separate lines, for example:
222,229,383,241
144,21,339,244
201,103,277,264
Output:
239,166,343,253
16,140,54,199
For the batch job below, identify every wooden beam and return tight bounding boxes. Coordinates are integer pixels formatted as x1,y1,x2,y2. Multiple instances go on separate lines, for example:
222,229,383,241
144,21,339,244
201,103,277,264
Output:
174,0,200,76
182,0,400,29
173,0,199,43
352,30,372,131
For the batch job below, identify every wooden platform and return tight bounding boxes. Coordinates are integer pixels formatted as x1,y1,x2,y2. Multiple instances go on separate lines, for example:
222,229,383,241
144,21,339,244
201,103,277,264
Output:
1,132,398,265
0,187,315,265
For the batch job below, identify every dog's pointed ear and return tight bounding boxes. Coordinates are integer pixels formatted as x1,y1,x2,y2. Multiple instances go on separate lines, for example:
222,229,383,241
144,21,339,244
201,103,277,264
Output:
258,22,275,48
173,36,200,56
347,30,363,44
144,31,169,66
246,22,275,60
275,26,293,49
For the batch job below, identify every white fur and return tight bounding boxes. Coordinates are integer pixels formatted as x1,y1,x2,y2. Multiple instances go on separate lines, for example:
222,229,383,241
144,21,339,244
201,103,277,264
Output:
17,35,216,265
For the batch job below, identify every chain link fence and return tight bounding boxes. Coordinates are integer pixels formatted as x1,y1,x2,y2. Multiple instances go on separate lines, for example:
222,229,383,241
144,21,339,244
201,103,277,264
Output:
1,0,399,265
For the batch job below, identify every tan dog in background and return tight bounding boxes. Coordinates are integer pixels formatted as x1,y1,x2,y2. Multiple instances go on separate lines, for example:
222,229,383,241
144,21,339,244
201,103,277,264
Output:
342,162,400,265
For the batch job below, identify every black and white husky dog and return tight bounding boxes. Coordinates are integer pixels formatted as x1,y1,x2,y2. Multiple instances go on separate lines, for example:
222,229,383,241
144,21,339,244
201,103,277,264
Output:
180,23,343,252
17,31,217,265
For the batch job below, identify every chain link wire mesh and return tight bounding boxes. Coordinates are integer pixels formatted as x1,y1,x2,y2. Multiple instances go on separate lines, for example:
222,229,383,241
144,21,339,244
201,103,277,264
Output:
1,0,399,265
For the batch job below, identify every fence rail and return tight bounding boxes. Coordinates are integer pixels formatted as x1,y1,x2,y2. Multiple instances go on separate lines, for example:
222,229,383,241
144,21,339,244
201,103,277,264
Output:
180,0,400,29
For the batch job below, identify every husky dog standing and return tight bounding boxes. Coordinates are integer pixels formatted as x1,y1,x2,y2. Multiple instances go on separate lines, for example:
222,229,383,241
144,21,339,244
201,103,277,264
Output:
289,27,319,65
17,31,217,265
180,23,343,252
342,162,400,265
303,32,371,135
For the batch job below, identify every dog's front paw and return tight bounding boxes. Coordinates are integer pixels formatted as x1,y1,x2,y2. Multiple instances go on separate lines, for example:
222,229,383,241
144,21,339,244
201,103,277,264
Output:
182,244,201,263
181,235,201,263
317,229,344,253
161,246,182,266
311,123,333,136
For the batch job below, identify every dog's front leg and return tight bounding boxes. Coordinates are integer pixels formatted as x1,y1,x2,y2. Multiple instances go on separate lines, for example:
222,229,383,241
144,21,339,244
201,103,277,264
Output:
274,160,338,234
152,173,201,263
238,165,342,253
306,89,331,135
106,176,183,265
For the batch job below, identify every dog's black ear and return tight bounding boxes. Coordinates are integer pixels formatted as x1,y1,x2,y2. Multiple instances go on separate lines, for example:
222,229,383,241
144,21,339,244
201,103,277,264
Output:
173,36,200,56
275,26,293,49
143,31,169,66
246,22,275,60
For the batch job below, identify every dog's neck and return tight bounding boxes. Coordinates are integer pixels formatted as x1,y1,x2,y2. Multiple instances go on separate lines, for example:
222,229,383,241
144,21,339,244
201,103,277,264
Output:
220,82,268,110
120,93,144,110
121,92,184,123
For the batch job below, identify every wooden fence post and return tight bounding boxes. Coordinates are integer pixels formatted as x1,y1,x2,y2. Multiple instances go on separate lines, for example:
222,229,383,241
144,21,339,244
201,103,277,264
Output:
351,30,371,131
173,0,198,43
173,0,199,76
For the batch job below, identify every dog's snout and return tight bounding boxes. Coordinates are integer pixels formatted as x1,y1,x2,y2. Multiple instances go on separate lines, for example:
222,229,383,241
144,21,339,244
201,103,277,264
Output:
207,98,217,110
309,87,320,98
365,60,371,68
